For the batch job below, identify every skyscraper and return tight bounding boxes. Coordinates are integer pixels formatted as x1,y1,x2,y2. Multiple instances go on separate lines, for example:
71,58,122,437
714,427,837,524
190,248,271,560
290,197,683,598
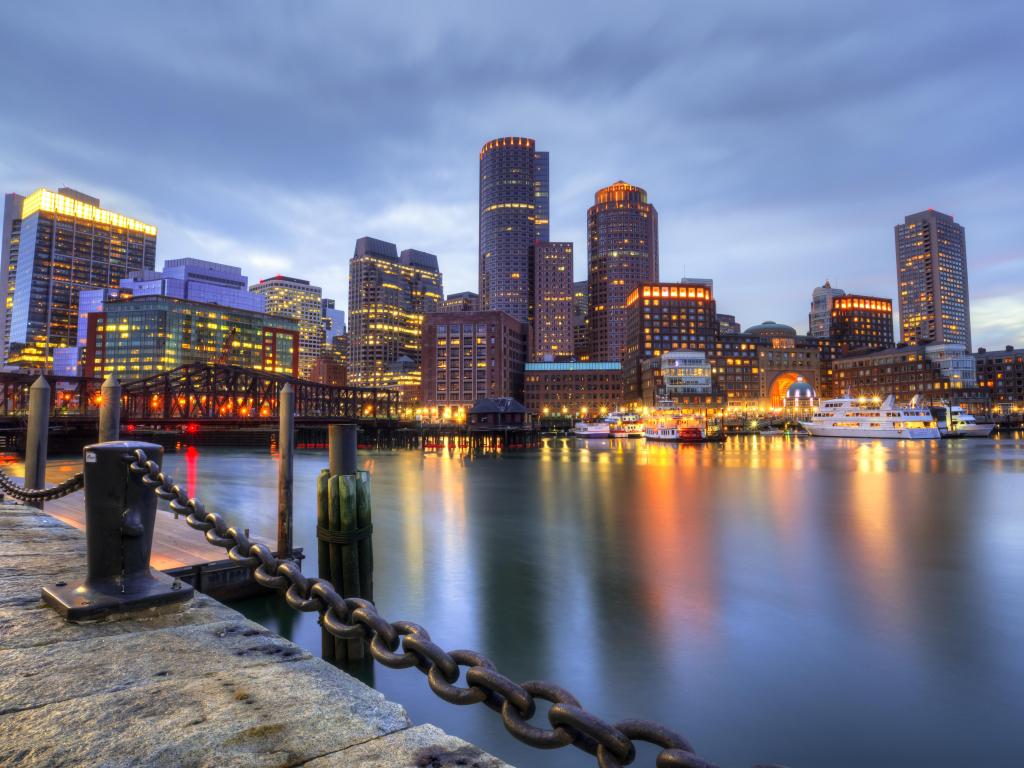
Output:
531,242,573,360
250,275,325,379
829,295,894,354
348,236,442,389
478,137,549,322
808,280,845,338
895,209,971,349
1,187,157,369
586,181,658,362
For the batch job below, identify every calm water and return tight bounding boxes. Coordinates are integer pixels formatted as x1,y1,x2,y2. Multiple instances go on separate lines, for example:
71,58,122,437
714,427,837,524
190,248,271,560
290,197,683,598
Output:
30,435,1024,767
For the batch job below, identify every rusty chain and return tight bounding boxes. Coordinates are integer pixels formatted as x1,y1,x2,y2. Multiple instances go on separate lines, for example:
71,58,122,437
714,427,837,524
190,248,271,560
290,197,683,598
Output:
0,469,85,502
128,447,781,768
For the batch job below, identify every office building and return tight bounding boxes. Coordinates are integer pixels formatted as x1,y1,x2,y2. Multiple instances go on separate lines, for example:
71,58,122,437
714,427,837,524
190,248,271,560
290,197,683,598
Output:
478,137,548,322
717,314,741,335
586,181,658,361
833,342,977,405
640,349,725,410
572,280,588,356
531,242,573,360
829,294,894,354
348,237,443,389
250,276,325,379
439,291,480,313
708,332,763,411
421,310,526,416
808,280,845,338
895,209,971,349
523,360,622,416
975,346,1024,415
322,298,346,343
1,187,157,369
84,294,298,380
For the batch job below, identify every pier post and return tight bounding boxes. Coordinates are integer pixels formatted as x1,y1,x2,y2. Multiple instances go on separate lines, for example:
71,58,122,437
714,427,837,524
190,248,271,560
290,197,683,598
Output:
24,376,51,509
278,383,295,558
98,375,121,443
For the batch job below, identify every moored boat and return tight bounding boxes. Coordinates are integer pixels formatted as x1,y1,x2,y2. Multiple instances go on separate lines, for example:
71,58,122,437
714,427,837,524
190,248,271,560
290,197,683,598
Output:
574,421,611,438
800,395,940,439
932,405,995,438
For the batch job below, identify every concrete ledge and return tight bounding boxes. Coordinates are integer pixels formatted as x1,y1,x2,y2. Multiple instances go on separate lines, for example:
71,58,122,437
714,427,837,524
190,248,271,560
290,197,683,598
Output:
0,501,513,767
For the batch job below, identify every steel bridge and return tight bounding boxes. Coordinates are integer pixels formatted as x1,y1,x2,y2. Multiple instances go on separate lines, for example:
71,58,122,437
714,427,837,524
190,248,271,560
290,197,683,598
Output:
0,363,399,426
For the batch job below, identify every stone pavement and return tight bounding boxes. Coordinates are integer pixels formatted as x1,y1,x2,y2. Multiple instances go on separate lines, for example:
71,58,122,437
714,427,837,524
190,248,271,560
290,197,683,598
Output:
0,503,512,767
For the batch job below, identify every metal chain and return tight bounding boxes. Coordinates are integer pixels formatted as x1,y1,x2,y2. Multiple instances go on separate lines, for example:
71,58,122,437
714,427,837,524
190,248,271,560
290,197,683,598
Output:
0,469,85,502
127,447,781,768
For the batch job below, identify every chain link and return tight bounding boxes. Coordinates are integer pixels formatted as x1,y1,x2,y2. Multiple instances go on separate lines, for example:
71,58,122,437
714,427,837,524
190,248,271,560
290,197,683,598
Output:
0,469,85,502
127,447,780,768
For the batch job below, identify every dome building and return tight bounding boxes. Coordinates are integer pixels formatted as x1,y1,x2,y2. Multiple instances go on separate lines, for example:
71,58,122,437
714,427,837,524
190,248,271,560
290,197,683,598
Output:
744,320,798,340
784,376,818,413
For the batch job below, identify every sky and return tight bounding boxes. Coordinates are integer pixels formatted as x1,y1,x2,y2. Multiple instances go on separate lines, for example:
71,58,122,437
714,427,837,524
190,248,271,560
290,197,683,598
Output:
1,1,1022,349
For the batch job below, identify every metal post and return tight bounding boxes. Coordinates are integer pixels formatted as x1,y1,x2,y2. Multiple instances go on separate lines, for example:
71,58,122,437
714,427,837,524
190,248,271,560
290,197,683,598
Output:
99,375,121,443
41,441,194,620
329,423,358,476
277,382,294,557
24,375,50,508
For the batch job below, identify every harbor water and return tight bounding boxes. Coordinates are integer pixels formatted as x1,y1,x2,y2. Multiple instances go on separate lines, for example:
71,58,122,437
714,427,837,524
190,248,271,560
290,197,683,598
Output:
23,435,1024,766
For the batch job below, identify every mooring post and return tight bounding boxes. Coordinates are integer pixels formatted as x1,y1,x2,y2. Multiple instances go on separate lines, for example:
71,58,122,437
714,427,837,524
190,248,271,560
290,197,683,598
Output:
24,375,51,509
99,374,121,443
278,382,294,557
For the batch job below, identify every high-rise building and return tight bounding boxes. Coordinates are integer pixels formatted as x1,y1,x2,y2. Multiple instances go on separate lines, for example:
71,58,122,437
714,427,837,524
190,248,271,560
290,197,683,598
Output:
586,181,658,362
478,137,548,322
531,242,573,360
808,280,845,338
1,187,157,369
829,295,894,355
421,310,527,416
717,314,741,335
895,209,971,349
250,275,325,379
126,258,263,311
572,280,588,356
322,298,346,343
439,291,480,313
0,192,25,364
348,237,443,389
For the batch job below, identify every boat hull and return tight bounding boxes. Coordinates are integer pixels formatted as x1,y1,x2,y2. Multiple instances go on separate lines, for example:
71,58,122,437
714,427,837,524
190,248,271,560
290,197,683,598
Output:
800,423,940,439
939,423,995,438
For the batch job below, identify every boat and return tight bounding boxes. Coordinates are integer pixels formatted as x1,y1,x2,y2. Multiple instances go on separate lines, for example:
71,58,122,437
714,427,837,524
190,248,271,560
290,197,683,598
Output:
574,421,611,438
643,413,704,442
932,404,995,438
799,395,940,439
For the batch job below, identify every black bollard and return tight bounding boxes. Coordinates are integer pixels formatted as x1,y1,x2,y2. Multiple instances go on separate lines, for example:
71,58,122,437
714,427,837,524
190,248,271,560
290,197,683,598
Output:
42,441,194,620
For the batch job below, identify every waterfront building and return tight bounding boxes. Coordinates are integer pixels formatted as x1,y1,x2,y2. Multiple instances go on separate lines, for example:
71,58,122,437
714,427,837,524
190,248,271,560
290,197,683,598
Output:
468,397,528,429
708,332,763,411
250,275,325,379
808,280,845,338
717,313,741,335
84,294,298,380
439,291,480,313
348,237,443,389
572,280,589,357
829,294,894,355
523,360,622,416
586,181,658,362
895,209,971,349
531,242,573,360
974,346,1024,415
639,349,725,410
322,298,346,343
621,281,717,403
420,310,526,418
479,137,548,322
833,342,978,405
783,377,818,415
1,187,157,370
743,321,821,409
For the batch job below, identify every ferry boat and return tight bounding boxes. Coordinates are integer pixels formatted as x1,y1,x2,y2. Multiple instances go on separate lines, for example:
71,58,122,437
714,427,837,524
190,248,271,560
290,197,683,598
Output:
643,414,704,442
605,412,644,438
574,421,611,438
932,404,996,438
800,395,940,439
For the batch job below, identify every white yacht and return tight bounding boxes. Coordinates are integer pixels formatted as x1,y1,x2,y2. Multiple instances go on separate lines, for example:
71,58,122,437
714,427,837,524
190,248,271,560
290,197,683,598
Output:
934,405,995,438
800,395,940,439
574,421,611,438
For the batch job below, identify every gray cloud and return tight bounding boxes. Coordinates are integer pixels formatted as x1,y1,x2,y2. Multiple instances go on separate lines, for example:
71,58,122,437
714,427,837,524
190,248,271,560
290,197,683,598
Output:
0,0,1021,347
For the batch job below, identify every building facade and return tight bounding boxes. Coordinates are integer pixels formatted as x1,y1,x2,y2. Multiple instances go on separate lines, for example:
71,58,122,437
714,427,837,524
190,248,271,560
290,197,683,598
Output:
523,361,622,416
478,137,548,322
808,280,845,338
829,294,894,355
717,313,741,335
84,294,298,380
572,280,588,355
895,209,971,349
833,343,978,405
1,187,157,370
586,181,658,362
531,241,573,360
439,291,480,313
420,310,527,416
975,346,1024,414
322,298,346,343
250,275,325,379
639,349,725,410
347,237,443,389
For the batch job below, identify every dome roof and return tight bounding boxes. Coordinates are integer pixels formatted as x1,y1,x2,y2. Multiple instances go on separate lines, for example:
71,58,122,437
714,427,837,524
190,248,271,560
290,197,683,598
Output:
785,379,816,399
744,320,797,338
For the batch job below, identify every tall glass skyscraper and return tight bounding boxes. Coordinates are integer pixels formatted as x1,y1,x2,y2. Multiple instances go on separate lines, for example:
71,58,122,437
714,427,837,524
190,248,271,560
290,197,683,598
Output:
250,275,325,379
1,187,157,369
808,280,845,338
585,181,658,362
895,209,971,349
478,137,549,322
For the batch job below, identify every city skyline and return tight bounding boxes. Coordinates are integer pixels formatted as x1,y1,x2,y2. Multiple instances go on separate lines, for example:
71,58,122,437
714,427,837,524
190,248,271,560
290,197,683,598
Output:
1,2,1022,349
